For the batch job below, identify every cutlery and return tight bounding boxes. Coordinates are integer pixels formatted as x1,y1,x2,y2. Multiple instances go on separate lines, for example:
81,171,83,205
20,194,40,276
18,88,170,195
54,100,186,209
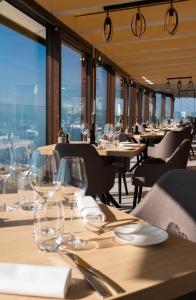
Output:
59,251,112,298
61,251,125,294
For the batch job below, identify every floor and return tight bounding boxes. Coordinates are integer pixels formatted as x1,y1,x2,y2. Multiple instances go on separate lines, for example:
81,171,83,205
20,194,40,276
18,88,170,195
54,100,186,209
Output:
110,140,196,211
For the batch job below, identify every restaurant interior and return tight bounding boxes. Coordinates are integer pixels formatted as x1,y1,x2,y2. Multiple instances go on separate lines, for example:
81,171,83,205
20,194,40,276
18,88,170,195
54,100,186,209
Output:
1,0,196,299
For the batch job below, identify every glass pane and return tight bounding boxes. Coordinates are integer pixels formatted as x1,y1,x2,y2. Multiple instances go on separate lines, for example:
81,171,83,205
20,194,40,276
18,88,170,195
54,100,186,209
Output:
115,75,123,124
149,95,153,124
0,5,46,148
165,96,171,120
155,93,162,123
174,97,196,122
96,67,107,132
61,43,83,141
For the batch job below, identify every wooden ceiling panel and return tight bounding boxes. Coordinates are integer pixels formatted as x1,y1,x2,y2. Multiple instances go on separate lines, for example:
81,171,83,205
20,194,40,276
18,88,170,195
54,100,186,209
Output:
36,0,196,96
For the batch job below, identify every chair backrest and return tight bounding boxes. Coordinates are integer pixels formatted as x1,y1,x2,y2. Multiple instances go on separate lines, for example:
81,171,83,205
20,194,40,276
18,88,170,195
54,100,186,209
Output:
55,143,115,196
166,139,191,169
138,124,146,134
152,130,184,159
132,169,196,243
183,125,192,140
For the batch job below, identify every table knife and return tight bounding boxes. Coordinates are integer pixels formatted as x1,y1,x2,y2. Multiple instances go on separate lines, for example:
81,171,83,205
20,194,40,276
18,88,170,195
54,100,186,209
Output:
59,251,112,298
65,252,125,294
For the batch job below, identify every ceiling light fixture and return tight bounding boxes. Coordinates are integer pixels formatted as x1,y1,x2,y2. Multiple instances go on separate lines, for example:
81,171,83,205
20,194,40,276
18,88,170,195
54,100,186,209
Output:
188,79,193,89
166,76,193,90
131,7,146,39
166,80,171,89
142,76,154,85
177,80,182,90
103,12,113,41
164,0,179,35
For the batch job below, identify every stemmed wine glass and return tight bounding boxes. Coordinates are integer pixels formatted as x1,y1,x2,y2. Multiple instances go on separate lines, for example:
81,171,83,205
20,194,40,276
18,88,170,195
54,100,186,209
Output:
57,156,87,250
104,124,114,146
0,143,15,211
29,149,61,203
13,143,31,176
80,123,89,142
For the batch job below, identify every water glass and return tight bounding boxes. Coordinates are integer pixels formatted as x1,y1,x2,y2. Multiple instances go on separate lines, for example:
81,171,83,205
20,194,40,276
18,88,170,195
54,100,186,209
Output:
34,200,64,252
18,175,36,210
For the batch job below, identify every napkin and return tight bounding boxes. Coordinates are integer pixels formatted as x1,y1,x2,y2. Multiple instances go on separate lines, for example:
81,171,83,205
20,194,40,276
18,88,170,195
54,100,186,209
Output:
77,196,106,222
0,263,71,298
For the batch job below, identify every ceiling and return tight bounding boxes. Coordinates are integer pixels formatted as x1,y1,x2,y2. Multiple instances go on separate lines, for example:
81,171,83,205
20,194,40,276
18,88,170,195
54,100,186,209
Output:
35,0,196,97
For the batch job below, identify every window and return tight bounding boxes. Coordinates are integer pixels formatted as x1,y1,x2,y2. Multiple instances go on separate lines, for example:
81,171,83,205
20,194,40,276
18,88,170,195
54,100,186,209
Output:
174,97,196,121
0,1,46,148
165,96,171,120
155,93,162,123
96,67,107,131
61,43,86,141
115,75,124,124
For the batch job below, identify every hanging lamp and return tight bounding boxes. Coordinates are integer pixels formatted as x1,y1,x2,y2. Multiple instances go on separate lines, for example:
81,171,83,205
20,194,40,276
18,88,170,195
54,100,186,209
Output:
131,7,146,39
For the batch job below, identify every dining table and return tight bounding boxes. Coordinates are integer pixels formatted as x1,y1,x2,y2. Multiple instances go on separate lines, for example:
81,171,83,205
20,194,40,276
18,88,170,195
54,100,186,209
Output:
1,193,196,300
38,143,146,159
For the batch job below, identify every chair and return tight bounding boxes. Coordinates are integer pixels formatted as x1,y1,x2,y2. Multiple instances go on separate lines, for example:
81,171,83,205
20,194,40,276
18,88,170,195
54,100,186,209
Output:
112,132,144,204
183,125,194,158
147,130,184,159
132,139,191,208
55,143,120,207
131,169,196,243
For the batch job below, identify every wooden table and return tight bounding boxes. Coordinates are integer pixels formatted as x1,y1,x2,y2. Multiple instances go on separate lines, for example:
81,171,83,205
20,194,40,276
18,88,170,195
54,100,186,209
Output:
38,143,146,158
1,194,196,300
134,132,165,141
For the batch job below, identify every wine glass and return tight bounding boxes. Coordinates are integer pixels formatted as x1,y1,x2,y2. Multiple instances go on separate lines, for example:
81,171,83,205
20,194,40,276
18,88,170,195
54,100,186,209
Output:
81,123,89,142
13,143,31,176
29,149,61,203
0,143,16,211
104,124,114,146
57,157,87,250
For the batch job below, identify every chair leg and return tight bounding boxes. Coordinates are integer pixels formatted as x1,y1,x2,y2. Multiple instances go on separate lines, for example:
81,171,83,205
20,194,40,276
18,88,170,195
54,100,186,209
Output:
122,173,128,195
99,194,106,204
191,145,194,156
118,173,122,204
133,186,138,209
137,186,143,204
106,193,121,208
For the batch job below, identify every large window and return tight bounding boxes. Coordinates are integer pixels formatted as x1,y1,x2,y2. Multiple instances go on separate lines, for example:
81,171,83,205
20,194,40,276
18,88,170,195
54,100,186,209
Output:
61,43,86,141
96,67,107,131
155,93,162,123
165,96,171,120
0,1,46,148
174,97,196,121
115,75,124,124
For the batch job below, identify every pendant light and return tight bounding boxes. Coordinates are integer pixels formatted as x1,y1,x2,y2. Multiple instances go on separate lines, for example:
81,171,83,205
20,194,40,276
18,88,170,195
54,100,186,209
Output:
131,7,146,39
103,12,113,41
164,1,178,36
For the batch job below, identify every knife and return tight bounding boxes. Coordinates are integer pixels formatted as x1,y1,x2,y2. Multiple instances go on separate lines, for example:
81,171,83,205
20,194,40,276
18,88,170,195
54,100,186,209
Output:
65,252,125,294
59,251,112,298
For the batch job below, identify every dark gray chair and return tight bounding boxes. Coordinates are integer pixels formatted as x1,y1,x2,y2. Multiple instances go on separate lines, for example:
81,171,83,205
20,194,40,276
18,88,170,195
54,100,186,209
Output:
132,139,191,208
147,130,184,159
55,143,120,207
132,169,196,243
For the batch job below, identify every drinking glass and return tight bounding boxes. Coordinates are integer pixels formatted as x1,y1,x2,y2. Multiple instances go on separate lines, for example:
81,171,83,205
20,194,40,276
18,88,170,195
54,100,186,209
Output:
0,143,15,211
29,149,61,203
104,124,114,146
57,157,87,250
13,143,31,176
81,123,89,142
34,200,64,252
18,174,36,210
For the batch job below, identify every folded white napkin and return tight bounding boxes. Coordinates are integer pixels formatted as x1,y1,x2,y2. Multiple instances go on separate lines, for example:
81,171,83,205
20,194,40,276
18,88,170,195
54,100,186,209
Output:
0,263,71,298
77,196,106,222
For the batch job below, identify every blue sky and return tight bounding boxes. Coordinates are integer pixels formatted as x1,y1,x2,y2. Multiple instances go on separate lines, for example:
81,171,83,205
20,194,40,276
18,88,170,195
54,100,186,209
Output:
0,24,46,106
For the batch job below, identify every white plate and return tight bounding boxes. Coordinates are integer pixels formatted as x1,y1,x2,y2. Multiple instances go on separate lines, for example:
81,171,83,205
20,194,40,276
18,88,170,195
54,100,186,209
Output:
113,224,168,246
